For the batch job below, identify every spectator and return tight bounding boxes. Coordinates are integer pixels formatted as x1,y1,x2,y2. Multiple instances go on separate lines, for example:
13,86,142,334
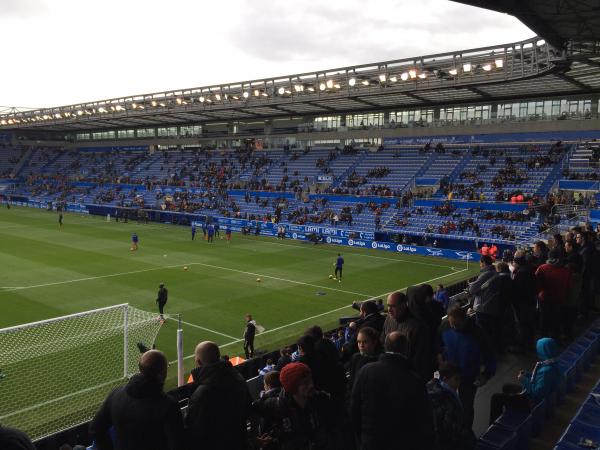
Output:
427,362,476,450
259,358,276,377
251,370,281,446
90,350,184,450
348,326,382,388
438,306,496,428
186,341,251,450
469,255,501,348
434,284,450,310
489,337,562,423
252,362,336,450
243,314,257,359
383,291,431,382
510,252,537,352
275,347,292,371
577,232,599,314
0,425,36,450
349,300,385,336
351,331,436,450
535,249,572,339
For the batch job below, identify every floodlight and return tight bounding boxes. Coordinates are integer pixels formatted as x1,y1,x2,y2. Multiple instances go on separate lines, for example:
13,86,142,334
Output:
253,89,260,97
495,58,504,68
463,63,471,72
307,86,315,92
0,120,6,125
77,110,83,115
409,69,417,79
176,98,182,105
151,101,157,107
448,68,458,76
389,76,397,82
232,95,240,100
361,79,370,86
379,74,386,82
294,84,304,92
333,83,341,89
326,79,333,89
278,87,285,95
199,96,205,103
214,93,221,101
261,91,268,97
482,64,492,71
400,72,409,81
319,83,326,91
349,77,356,86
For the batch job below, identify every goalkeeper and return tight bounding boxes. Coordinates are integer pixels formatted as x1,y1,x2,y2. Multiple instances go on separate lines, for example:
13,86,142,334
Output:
156,283,168,319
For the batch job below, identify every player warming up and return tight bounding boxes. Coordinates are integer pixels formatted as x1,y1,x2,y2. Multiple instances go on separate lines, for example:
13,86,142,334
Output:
130,232,139,251
156,283,168,320
191,223,197,241
332,253,344,282
58,212,63,228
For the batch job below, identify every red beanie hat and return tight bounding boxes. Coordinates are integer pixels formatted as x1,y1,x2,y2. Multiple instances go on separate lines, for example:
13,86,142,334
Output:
279,362,311,394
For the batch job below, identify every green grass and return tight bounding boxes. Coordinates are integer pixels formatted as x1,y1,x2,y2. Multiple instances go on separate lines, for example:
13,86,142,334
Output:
0,206,477,440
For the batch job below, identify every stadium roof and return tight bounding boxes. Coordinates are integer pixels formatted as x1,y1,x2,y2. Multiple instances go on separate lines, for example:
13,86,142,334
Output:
1,36,599,133
452,0,600,49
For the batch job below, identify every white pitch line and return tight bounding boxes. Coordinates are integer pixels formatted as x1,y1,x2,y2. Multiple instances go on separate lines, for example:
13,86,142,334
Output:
170,268,468,364
238,237,458,270
167,317,239,341
188,261,373,297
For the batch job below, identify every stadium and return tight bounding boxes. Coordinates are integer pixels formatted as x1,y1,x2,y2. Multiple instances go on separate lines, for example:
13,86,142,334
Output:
0,0,600,449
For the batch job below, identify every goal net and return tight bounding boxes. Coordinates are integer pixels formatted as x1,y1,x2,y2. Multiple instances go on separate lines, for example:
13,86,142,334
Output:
0,304,163,442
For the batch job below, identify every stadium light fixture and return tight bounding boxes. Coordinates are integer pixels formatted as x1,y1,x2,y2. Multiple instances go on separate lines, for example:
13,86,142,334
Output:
418,73,427,79
379,74,386,82
0,120,6,125
495,58,504,68
463,63,472,72
408,69,417,79
333,83,341,89
205,98,212,103
348,77,356,86
77,110,84,116
232,95,240,100
482,63,492,72
361,79,370,86
319,82,326,91
389,75,397,82
137,105,144,110
261,91,268,97
243,91,250,98
307,86,315,92
449,68,458,76
253,89,260,97
400,72,409,81
98,107,107,113
294,84,304,92
277,87,285,95
198,96,205,103
151,100,157,107
326,79,334,89
214,93,221,101
131,104,137,109
176,98,183,105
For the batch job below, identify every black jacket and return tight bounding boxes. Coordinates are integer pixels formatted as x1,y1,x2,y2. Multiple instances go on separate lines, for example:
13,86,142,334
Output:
511,264,537,309
351,353,435,450
186,360,252,450
156,287,168,304
244,320,257,342
0,426,35,450
90,374,184,450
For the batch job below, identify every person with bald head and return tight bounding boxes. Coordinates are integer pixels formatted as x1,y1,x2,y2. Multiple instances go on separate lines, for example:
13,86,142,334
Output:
185,341,251,450
351,331,435,450
90,349,184,450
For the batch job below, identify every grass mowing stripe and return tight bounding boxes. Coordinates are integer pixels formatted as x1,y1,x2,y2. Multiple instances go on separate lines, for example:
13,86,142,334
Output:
167,317,239,341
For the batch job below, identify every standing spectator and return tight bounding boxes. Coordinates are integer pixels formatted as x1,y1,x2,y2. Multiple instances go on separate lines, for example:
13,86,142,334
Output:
434,284,450,311
351,331,436,450
186,341,251,450
535,249,572,339
510,252,537,352
252,362,336,450
469,256,501,348
383,291,431,382
347,326,381,388
427,362,476,450
244,314,257,359
577,232,598,314
156,283,168,320
439,306,496,428
90,350,184,450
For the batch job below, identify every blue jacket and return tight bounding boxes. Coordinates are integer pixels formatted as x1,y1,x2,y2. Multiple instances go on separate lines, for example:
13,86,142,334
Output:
520,338,563,403
440,318,496,384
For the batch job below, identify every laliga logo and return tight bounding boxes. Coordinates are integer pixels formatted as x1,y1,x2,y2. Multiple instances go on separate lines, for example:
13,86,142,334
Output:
348,239,354,246
396,244,417,253
426,248,444,256
326,236,332,244
292,233,298,239
455,251,474,260
371,242,378,249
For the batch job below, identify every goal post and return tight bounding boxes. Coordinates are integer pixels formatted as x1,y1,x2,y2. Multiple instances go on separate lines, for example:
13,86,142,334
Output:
0,304,163,442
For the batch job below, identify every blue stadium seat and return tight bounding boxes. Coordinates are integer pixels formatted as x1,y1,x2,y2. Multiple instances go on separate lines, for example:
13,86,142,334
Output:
558,360,577,393
531,398,546,437
558,422,600,448
479,425,518,450
574,402,600,428
494,410,532,450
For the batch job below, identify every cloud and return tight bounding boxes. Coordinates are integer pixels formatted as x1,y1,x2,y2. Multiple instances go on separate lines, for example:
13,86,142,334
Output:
0,0,47,17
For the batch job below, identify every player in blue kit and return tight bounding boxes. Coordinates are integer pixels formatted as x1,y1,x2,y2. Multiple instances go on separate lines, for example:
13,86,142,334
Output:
131,232,139,251
191,223,197,241
334,253,344,282
207,223,214,243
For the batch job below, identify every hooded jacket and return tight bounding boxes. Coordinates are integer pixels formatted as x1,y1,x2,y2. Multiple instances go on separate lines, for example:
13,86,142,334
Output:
186,360,252,450
90,374,184,450
520,338,563,404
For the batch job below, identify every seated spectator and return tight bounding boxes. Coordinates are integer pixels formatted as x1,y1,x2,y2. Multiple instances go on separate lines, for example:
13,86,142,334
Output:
252,362,336,450
186,341,252,450
351,331,436,450
90,349,184,450
259,358,276,377
347,326,382,388
275,347,292,371
427,362,476,450
489,337,562,423
0,425,36,450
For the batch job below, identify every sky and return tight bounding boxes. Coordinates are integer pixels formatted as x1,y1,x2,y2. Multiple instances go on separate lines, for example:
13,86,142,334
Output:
0,0,534,109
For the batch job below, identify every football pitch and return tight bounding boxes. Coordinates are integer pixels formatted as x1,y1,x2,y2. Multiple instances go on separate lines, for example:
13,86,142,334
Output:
0,206,476,438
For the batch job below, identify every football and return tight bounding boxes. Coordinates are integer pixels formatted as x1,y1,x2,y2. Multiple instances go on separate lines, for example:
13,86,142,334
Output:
183,266,188,271
328,275,333,279
256,278,261,282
